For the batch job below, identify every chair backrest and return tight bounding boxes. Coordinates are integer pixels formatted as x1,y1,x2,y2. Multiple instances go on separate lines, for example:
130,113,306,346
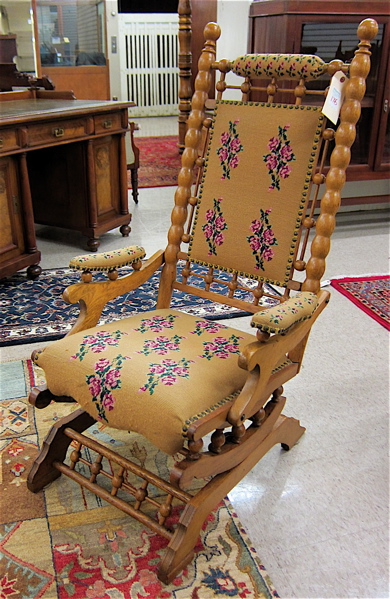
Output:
157,19,378,312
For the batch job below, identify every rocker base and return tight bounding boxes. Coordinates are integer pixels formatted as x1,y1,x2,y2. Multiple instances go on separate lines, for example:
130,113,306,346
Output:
27,405,304,583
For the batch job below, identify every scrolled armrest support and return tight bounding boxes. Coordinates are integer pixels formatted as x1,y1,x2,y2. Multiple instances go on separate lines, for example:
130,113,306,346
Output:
228,290,329,426
63,249,165,335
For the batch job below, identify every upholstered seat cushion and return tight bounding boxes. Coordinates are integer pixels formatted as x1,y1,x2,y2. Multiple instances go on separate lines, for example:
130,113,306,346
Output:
35,309,265,455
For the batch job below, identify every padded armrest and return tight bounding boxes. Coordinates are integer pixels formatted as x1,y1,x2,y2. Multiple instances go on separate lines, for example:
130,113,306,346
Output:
69,246,146,272
251,292,318,335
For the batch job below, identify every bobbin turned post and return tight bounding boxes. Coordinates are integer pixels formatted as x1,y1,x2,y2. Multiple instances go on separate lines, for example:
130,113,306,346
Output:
303,18,379,295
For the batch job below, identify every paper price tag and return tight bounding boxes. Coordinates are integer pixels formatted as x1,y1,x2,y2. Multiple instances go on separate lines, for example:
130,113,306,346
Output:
322,71,348,125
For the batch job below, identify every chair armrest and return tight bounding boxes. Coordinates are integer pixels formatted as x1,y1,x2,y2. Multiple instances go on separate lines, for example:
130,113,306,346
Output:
250,292,318,335
227,290,327,426
69,245,146,275
63,249,165,335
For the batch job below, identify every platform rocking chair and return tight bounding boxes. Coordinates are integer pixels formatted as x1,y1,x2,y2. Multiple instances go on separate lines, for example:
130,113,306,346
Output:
28,19,378,583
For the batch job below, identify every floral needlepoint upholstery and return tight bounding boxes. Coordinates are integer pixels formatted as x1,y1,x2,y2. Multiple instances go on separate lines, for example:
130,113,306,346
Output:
188,101,324,287
69,245,146,272
231,54,327,80
34,308,294,455
34,310,250,454
251,292,318,334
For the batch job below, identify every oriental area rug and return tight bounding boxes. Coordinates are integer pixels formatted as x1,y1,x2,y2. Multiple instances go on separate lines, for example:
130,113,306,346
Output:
0,266,278,347
131,135,181,189
330,274,390,330
0,358,279,599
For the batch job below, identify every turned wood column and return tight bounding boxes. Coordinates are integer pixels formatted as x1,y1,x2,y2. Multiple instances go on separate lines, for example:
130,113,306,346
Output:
178,0,192,153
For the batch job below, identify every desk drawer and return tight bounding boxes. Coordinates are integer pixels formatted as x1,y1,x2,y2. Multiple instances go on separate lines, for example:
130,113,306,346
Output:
0,128,19,153
27,118,87,147
94,112,123,134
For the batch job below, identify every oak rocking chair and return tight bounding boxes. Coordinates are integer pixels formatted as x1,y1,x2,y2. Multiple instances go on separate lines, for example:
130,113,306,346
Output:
28,19,378,583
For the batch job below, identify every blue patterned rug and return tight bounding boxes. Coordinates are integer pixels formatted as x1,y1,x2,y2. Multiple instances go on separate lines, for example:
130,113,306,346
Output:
0,265,278,347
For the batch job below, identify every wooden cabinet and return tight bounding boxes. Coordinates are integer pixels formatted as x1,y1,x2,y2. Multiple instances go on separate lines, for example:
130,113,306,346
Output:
27,133,126,248
0,156,41,280
0,96,133,278
248,0,390,182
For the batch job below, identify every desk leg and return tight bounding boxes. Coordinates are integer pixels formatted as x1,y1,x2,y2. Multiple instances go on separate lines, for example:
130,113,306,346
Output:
19,153,38,254
119,132,131,237
86,140,100,252
19,153,42,279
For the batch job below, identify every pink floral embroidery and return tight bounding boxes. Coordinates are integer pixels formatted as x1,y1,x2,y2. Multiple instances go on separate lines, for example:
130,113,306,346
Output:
86,354,130,421
137,334,184,356
247,208,278,271
202,198,228,256
70,330,127,362
263,125,296,191
199,335,243,360
134,314,178,334
190,320,228,336
139,358,194,395
267,294,316,325
216,120,244,180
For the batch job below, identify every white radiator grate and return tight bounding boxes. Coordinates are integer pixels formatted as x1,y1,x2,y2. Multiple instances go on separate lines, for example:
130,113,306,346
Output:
118,14,179,117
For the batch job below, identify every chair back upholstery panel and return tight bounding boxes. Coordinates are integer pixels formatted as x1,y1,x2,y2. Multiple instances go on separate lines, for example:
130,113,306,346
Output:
187,101,324,287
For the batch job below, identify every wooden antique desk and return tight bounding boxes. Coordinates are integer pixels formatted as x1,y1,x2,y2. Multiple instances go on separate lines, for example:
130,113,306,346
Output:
0,93,134,279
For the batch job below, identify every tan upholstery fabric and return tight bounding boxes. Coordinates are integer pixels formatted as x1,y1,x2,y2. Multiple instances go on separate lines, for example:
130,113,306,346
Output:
251,292,318,334
35,309,261,455
188,101,324,287
69,246,146,272
231,54,327,80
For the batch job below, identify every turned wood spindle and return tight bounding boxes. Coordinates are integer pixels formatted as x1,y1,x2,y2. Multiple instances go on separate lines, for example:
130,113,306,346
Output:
134,480,148,509
187,437,204,460
69,442,82,470
89,454,103,483
158,494,173,525
111,466,125,496
208,428,225,454
231,423,246,444
251,408,266,427
271,386,284,403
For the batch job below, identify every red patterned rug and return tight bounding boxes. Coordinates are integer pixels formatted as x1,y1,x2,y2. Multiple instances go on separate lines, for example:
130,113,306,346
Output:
131,135,181,189
0,358,280,599
330,275,390,330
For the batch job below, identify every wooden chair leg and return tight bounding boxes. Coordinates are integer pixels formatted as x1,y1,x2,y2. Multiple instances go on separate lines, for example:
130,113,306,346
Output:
158,413,305,583
27,408,96,493
130,166,139,204
128,121,140,204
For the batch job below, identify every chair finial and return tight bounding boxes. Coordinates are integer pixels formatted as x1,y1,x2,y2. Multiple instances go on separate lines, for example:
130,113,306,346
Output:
203,22,221,43
358,18,379,43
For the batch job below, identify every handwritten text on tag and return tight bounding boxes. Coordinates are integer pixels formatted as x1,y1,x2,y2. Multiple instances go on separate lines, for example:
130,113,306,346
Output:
322,72,348,125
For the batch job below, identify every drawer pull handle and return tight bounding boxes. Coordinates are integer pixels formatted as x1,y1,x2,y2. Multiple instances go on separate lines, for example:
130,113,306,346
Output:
53,127,65,138
103,120,112,129
0,138,3,149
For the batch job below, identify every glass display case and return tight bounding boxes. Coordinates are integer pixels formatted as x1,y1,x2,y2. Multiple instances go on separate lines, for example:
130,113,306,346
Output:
248,0,390,180
36,0,106,67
